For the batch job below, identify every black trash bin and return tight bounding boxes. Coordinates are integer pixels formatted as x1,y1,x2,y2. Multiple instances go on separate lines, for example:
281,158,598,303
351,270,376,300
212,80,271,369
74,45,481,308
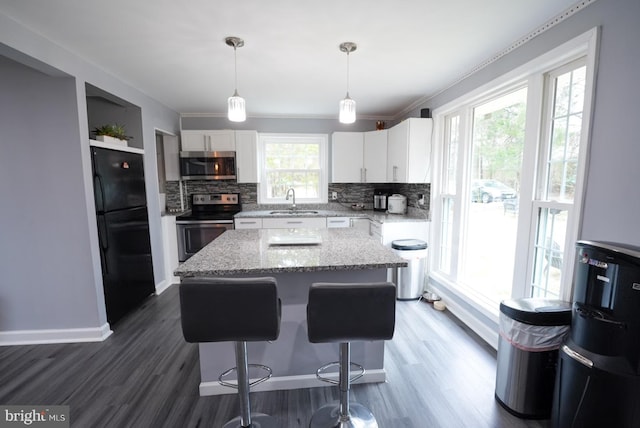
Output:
495,298,571,419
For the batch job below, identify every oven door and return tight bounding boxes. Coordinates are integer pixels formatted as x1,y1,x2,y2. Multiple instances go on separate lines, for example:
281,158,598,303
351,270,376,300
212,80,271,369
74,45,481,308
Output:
177,220,233,262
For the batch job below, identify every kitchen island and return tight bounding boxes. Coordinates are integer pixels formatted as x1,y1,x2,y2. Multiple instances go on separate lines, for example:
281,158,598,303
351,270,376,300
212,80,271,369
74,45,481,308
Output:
174,228,407,396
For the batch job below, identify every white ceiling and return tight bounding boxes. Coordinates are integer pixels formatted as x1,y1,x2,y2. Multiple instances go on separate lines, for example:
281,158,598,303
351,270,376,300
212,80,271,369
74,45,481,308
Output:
0,0,581,120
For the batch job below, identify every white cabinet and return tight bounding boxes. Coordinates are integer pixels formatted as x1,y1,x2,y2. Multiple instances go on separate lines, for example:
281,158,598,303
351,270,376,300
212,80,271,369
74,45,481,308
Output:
181,130,236,152
332,130,387,183
326,217,351,228
161,215,180,288
387,118,432,183
332,132,363,182
363,130,388,182
235,130,259,183
370,221,382,242
163,134,180,181
262,217,327,229
234,218,263,229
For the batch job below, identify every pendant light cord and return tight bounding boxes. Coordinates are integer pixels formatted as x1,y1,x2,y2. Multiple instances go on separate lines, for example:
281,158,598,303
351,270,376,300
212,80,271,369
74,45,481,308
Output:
233,45,239,94
345,50,350,96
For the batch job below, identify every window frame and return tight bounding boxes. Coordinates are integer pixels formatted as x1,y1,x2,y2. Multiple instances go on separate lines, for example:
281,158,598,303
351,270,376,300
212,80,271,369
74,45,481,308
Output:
429,28,599,329
257,133,329,205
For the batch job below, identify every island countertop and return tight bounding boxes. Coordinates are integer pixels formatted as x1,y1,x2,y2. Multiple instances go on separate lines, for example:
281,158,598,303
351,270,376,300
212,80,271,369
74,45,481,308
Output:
174,228,407,277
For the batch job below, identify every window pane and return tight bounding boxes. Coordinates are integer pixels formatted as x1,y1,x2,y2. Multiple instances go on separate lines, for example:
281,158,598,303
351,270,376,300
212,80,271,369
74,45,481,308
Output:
445,115,460,195
439,197,454,274
531,207,568,298
265,142,320,169
545,66,586,202
259,134,327,204
462,87,527,304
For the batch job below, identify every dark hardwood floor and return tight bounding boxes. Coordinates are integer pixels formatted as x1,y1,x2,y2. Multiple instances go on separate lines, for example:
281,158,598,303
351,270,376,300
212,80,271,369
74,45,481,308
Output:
0,285,548,428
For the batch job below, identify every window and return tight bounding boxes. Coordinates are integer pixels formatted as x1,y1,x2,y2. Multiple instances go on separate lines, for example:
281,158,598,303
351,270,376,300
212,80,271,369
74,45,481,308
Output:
530,62,587,299
461,87,528,306
258,133,328,204
431,29,597,318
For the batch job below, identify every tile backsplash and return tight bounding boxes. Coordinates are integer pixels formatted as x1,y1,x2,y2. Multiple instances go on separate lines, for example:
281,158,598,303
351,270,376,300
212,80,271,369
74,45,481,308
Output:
165,181,430,214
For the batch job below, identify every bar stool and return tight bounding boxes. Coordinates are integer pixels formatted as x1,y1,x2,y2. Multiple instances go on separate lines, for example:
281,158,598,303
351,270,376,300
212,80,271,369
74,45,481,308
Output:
307,282,396,428
179,277,281,428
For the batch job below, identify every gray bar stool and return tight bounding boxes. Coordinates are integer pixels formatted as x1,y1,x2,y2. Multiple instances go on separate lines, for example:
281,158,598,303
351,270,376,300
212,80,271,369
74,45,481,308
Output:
307,282,396,428
179,277,281,428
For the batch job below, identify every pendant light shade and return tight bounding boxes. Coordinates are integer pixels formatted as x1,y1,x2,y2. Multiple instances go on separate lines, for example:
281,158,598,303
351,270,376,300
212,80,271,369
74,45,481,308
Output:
225,37,246,122
339,42,357,124
339,94,356,124
228,90,246,122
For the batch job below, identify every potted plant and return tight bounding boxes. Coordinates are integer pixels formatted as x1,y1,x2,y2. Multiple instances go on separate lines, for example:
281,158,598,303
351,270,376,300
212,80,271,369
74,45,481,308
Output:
93,124,130,146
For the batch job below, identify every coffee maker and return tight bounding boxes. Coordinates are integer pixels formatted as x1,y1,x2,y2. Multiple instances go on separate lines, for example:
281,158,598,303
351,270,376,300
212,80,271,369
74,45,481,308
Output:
373,188,391,212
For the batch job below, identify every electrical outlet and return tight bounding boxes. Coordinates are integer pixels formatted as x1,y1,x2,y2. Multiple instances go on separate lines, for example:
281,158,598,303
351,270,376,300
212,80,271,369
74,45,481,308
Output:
331,191,338,200
418,194,425,205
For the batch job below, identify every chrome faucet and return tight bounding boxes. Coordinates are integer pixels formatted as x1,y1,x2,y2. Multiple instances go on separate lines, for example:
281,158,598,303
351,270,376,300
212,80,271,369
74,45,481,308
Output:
285,188,296,210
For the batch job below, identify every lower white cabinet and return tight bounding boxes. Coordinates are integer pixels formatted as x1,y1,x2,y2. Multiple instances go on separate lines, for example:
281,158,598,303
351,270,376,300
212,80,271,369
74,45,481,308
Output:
234,218,263,229
161,215,180,287
261,217,327,229
326,217,351,228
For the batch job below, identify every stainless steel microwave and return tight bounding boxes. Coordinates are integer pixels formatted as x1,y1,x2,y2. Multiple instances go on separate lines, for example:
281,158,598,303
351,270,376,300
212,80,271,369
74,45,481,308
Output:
179,151,236,180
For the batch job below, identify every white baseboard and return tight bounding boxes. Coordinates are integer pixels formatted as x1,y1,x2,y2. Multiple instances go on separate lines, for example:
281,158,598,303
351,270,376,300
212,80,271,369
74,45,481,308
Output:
199,369,387,396
0,323,112,346
155,279,176,295
429,284,499,350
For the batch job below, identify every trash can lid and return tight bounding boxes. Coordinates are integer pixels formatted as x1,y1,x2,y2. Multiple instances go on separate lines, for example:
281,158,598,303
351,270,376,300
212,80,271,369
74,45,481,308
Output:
391,239,428,250
499,298,571,326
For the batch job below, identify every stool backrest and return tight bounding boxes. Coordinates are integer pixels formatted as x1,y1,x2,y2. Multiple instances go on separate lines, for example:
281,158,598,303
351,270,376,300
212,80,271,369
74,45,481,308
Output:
179,277,281,343
307,282,396,343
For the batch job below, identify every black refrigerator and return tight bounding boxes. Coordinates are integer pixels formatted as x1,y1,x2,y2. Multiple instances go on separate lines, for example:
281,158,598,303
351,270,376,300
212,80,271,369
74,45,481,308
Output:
92,147,155,325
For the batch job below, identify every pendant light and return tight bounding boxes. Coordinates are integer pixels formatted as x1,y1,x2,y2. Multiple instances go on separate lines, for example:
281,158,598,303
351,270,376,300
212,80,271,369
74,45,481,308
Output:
225,36,246,122
338,42,357,124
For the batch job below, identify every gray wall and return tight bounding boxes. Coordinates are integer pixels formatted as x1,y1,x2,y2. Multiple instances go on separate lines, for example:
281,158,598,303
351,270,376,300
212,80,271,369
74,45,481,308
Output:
0,11,180,335
0,56,102,329
181,116,380,134
413,0,640,246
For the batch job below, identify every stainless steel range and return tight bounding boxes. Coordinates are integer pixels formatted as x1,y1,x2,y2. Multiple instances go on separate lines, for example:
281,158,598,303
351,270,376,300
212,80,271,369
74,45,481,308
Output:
176,193,241,261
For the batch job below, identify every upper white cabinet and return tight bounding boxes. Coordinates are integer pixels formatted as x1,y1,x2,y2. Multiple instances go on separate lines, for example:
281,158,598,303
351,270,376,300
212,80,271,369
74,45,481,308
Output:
235,130,259,183
387,118,432,183
332,130,387,183
162,134,181,181
332,132,363,182
181,130,236,152
363,130,388,182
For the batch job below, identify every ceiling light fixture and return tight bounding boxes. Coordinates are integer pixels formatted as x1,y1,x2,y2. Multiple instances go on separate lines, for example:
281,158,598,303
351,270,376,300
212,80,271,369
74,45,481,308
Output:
225,36,246,122
338,42,357,124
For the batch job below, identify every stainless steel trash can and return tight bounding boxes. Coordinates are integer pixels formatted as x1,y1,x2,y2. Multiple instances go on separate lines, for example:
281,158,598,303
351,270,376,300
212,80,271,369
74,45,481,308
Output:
391,239,428,300
495,298,571,419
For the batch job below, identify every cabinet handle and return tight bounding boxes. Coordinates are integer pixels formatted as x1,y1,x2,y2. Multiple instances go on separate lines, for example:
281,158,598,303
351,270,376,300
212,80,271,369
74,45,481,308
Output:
393,165,398,181
364,168,367,182
286,221,303,224
360,168,364,183
239,221,256,224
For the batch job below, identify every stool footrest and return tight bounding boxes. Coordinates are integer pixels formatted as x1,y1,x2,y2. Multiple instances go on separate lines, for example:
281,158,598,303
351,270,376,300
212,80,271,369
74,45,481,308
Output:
218,364,273,389
316,361,365,385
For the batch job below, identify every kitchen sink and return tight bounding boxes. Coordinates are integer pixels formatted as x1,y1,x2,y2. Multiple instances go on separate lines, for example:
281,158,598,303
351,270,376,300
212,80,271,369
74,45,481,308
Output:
269,210,319,215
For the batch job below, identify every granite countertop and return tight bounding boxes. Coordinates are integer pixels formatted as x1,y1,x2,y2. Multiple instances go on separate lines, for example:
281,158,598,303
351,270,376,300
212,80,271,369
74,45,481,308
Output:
234,208,428,224
174,228,407,277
